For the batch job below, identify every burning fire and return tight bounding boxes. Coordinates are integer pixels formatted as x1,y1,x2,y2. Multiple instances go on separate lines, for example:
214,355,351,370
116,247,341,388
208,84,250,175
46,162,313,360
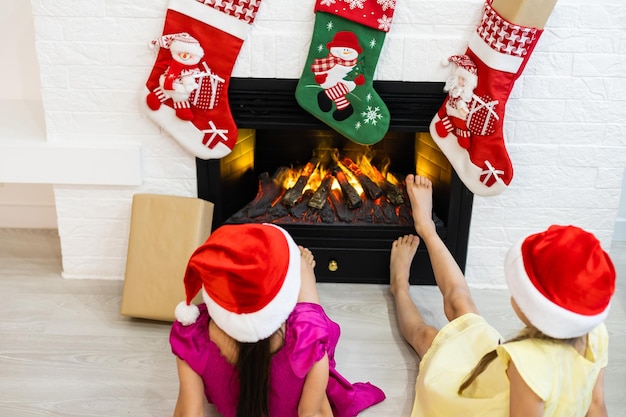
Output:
228,146,411,227
280,149,400,199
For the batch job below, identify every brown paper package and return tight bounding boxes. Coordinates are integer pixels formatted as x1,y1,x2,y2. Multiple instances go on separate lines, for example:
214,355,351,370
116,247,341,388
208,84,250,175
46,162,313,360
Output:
121,194,214,322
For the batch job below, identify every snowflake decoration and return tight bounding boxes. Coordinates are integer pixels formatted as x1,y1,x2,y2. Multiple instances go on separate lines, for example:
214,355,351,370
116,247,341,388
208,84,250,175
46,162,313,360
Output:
361,106,383,125
369,38,377,49
355,121,362,130
317,43,325,53
343,0,365,10
377,14,393,31
366,92,372,102
377,0,396,11
326,20,334,31
320,0,336,6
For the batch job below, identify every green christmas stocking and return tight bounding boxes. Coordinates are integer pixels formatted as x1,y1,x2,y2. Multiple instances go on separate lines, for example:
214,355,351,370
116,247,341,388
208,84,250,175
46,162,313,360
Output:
295,0,396,146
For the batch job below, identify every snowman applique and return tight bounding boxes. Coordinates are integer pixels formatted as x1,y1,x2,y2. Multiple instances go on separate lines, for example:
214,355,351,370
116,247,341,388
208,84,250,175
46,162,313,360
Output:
146,32,205,121
310,31,365,121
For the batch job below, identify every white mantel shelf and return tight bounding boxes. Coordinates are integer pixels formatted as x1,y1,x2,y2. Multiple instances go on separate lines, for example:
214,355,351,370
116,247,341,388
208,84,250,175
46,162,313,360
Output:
0,100,142,186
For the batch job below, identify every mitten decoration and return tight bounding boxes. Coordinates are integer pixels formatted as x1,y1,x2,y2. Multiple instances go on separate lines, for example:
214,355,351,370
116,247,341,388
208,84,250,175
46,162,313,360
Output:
295,0,396,146
430,0,544,196
142,0,262,160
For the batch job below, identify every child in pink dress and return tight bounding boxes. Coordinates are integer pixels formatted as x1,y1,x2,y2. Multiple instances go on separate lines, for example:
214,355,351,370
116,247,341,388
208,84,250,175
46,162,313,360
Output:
390,174,615,417
170,223,385,417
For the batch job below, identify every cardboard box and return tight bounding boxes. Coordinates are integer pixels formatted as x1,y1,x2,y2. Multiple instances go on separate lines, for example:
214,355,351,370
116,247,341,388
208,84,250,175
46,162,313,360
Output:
492,0,557,28
121,194,214,322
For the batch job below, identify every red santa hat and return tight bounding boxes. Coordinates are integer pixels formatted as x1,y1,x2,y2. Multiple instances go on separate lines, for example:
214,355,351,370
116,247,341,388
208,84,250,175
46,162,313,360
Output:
445,54,478,85
150,32,204,58
175,223,301,343
504,225,615,339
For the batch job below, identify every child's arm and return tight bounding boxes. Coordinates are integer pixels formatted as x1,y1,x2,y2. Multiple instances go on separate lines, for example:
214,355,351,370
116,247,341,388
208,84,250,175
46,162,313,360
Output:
507,361,544,417
586,368,608,417
173,357,205,417
298,353,333,417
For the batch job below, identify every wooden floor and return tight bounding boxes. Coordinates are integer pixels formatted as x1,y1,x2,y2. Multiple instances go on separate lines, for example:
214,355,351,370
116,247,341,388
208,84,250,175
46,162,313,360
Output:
1,228,624,417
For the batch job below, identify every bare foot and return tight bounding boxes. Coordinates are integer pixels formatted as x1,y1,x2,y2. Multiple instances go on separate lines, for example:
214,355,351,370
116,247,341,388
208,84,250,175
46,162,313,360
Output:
299,246,316,269
298,246,320,304
405,174,436,239
389,234,420,297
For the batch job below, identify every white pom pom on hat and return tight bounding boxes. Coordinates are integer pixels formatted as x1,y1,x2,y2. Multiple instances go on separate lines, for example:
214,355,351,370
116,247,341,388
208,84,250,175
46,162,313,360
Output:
175,223,301,343
504,225,616,339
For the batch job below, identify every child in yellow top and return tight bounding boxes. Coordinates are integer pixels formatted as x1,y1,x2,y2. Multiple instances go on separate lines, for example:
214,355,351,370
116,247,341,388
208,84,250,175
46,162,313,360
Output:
390,174,615,417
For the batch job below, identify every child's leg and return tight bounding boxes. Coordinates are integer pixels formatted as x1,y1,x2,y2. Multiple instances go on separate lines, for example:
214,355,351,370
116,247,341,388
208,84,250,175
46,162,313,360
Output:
297,246,321,304
390,235,439,358
406,174,479,321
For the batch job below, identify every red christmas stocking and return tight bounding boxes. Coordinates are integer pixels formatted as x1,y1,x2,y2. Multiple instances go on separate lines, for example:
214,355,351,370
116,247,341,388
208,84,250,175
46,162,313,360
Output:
430,0,545,196
142,0,262,160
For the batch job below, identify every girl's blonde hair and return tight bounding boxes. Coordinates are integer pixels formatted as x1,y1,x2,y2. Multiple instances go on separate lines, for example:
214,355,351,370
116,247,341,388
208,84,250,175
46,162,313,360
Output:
458,325,582,394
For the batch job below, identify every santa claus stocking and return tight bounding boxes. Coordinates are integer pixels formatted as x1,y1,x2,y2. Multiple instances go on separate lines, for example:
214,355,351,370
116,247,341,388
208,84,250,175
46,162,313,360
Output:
295,0,396,146
430,0,548,196
142,0,262,160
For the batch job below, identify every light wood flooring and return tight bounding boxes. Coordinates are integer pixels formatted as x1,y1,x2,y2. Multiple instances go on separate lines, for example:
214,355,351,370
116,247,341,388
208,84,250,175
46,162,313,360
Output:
1,228,624,417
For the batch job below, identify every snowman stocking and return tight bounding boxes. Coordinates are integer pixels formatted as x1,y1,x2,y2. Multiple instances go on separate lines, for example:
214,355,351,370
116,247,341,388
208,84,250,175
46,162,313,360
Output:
295,0,396,146
430,0,547,196
142,0,262,160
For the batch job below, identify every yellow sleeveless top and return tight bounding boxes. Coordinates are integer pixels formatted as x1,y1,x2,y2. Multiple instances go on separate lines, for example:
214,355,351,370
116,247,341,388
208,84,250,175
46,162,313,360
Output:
410,313,608,417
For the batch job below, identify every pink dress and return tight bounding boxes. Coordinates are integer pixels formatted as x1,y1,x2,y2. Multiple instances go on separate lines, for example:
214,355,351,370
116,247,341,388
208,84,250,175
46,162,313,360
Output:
170,302,385,417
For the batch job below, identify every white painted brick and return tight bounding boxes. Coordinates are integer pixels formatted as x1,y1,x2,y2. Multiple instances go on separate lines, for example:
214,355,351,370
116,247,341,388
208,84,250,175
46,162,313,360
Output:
61,256,126,279
32,0,105,17
503,207,593,229
38,65,69,89
578,4,626,30
508,144,560,167
511,165,598,189
57,218,130,239
597,168,626,189
507,98,566,122
513,122,597,145
106,0,168,18
573,53,626,78
248,32,277,78
559,145,626,168
33,16,64,41
603,125,626,147
70,66,147,90
36,41,110,66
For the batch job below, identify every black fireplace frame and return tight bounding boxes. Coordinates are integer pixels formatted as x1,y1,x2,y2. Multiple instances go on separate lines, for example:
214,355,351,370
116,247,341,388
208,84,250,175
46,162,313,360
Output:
196,78,473,285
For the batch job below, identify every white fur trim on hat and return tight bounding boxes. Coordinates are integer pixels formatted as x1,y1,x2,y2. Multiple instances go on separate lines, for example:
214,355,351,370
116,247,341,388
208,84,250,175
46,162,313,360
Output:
202,224,302,343
504,237,610,339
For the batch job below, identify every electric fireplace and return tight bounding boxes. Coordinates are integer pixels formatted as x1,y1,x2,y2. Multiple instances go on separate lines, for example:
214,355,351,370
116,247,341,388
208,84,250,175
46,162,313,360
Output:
196,78,473,285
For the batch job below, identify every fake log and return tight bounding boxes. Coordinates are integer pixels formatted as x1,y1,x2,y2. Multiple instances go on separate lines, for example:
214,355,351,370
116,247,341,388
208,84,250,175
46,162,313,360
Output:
332,167,362,209
341,158,383,200
370,165,404,205
247,168,289,218
308,173,334,210
282,158,319,207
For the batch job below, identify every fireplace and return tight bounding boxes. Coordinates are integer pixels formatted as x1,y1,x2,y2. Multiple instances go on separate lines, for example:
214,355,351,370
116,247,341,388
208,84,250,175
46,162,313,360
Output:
196,78,473,285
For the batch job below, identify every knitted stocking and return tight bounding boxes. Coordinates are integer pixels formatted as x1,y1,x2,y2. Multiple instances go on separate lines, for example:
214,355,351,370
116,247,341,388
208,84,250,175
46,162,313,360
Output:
142,0,262,160
430,0,545,196
295,0,396,146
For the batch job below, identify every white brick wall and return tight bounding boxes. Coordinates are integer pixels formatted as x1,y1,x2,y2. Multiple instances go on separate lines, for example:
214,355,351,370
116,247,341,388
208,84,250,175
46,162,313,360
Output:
31,0,626,287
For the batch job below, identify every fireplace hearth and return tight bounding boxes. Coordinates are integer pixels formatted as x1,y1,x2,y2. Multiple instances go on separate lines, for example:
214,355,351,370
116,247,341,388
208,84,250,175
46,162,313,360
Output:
196,78,473,285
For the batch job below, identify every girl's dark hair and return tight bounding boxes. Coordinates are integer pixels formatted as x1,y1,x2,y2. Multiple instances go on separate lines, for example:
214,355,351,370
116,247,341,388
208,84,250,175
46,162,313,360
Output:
458,325,582,395
235,329,284,417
